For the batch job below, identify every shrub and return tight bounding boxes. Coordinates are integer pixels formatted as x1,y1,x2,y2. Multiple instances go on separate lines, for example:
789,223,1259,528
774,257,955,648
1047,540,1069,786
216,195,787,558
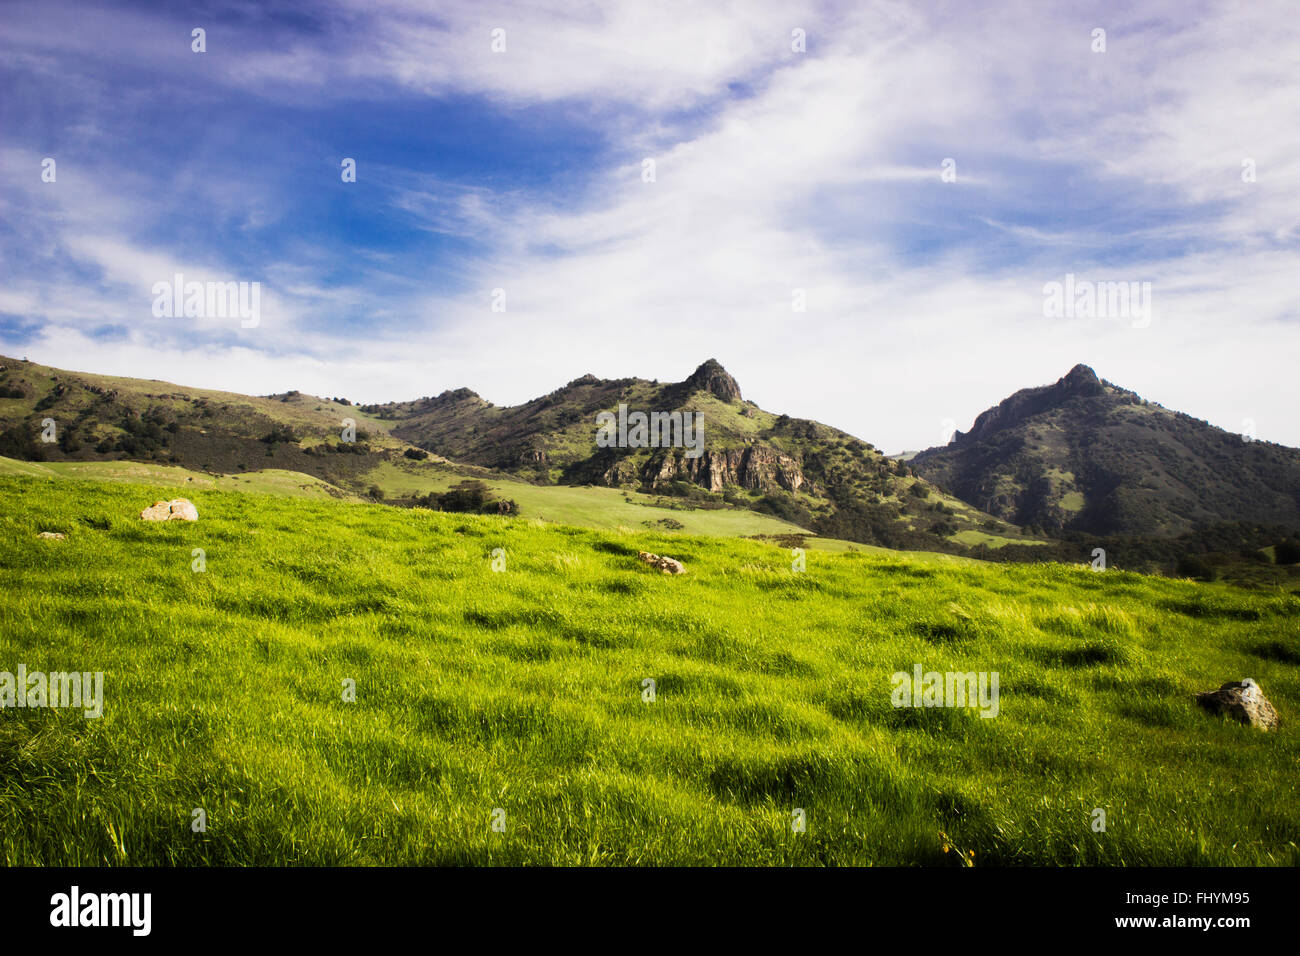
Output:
1176,555,1218,581
260,425,299,444
1275,539,1300,565
416,480,518,516
0,424,45,460
755,493,812,528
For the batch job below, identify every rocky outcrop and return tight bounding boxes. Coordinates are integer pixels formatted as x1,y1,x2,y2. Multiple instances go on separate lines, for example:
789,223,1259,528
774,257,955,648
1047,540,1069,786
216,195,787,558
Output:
641,445,804,494
951,364,1104,446
140,498,199,521
638,551,686,574
1196,679,1279,730
682,359,741,403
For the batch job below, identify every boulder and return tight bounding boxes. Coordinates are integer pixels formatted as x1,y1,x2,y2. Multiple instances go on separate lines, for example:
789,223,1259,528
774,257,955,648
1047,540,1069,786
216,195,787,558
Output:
638,551,686,575
140,498,199,522
37,531,65,540
1196,679,1279,730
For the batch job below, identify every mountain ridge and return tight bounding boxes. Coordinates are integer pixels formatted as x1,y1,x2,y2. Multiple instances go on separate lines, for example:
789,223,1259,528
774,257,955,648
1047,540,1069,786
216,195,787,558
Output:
366,358,1034,551
0,355,1035,554
912,366,1300,536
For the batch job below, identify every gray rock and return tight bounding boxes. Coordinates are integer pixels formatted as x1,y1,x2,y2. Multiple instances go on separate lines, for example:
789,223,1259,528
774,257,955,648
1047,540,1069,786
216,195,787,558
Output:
1196,678,1279,730
638,551,686,575
140,498,199,522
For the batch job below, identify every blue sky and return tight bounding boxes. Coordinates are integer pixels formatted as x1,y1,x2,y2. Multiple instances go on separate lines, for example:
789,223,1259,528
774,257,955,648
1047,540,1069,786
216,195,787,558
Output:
1,0,1298,451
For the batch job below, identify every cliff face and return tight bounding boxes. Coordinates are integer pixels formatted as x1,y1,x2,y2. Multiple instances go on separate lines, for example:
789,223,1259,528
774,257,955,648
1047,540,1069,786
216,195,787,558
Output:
625,444,805,493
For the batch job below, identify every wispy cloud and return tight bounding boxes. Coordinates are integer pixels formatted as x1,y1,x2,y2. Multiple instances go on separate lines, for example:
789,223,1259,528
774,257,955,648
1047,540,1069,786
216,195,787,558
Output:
1,0,1297,451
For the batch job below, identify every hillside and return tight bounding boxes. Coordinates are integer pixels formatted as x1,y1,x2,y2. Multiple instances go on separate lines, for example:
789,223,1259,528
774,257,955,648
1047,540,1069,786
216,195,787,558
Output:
0,453,825,543
367,359,1036,553
911,365,1300,537
0,355,1036,555
0,354,425,492
1,475,1296,865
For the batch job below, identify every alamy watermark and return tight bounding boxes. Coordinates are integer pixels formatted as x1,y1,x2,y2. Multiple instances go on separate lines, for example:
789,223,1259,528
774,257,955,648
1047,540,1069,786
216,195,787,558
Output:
50,886,150,936
891,664,999,718
1,665,103,717
1043,273,1152,328
596,404,704,459
151,273,260,328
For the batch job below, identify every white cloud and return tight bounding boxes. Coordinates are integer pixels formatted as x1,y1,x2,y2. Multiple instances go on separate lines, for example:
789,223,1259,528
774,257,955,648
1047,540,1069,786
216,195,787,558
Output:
3,0,1299,453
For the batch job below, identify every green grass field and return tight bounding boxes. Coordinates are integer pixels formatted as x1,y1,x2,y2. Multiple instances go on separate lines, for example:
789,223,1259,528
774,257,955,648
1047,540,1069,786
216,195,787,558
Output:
362,459,814,537
1,474,1297,865
0,456,355,500
0,454,818,540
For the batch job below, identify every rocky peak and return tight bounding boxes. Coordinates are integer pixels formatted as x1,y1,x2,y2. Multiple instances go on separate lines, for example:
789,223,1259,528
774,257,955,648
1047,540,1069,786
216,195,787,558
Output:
683,359,741,402
1061,363,1101,391
952,365,1106,446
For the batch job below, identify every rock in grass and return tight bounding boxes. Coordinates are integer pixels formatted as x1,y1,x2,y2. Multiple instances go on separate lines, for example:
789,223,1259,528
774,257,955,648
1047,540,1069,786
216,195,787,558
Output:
37,531,65,540
638,551,686,575
140,498,199,522
1196,679,1279,730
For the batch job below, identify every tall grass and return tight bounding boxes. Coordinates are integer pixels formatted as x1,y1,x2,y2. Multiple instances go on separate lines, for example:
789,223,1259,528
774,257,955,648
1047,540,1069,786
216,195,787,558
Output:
0,475,1296,865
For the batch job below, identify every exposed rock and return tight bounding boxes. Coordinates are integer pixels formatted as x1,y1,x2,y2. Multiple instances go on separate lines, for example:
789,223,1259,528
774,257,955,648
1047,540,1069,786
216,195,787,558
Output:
683,359,742,403
948,364,1105,447
140,498,199,522
641,445,804,494
638,551,686,574
1196,678,1279,730
600,457,640,486
37,531,65,540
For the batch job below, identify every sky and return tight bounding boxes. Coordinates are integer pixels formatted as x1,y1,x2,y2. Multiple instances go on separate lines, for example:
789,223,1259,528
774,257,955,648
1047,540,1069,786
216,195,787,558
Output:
1,0,1297,453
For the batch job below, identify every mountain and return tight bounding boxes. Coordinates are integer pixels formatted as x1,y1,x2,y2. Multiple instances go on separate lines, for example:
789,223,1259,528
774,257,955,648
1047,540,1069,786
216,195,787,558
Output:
0,354,427,490
367,358,1036,551
911,364,1300,537
0,355,1033,553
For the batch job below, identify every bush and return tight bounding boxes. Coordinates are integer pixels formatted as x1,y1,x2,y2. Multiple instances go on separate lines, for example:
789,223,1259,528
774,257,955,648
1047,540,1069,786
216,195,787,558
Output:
403,448,429,460
755,493,813,528
0,424,45,461
1176,555,1218,581
260,425,299,444
1275,539,1300,565
416,480,518,516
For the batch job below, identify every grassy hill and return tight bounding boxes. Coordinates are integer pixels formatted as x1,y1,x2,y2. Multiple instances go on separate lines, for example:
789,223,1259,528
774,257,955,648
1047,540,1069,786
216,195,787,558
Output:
0,354,421,494
912,364,1300,537
0,355,1038,556
0,455,360,500
0,454,824,542
368,358,1038,553
1,474,1296,865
